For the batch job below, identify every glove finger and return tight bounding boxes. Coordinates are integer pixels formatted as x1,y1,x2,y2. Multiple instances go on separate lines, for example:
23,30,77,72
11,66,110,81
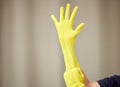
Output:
74,23,85,36
70,6,78,25
65,3,70,20
60,6,64,22
51,15,58,26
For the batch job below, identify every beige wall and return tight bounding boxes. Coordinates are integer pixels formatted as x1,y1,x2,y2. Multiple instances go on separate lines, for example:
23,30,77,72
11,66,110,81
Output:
0,0,120,87
99,0,120,78
0,0,2,86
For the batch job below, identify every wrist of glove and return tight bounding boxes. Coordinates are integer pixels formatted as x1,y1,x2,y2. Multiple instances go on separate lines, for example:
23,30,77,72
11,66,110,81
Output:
64,68,85,87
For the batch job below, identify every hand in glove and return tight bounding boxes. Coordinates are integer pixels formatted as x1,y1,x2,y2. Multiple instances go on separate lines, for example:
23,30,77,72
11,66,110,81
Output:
51,3,85,87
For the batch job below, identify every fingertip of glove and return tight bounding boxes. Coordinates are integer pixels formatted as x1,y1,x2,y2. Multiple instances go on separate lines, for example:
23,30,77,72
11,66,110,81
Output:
81,23,85,26
51,14,54,18
79,23,85,30
75,6,78,10
67,3,70,7
51,15,55,20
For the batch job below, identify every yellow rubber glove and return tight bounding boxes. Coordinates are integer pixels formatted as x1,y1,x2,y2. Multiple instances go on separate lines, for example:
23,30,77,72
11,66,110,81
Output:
51,3,85,87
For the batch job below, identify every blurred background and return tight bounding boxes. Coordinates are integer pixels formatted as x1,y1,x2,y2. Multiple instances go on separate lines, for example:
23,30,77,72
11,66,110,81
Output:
0,0,120,87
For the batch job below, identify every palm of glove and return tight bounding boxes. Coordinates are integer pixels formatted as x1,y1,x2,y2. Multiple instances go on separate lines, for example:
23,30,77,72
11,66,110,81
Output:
57,21,76,49
51,3,84,49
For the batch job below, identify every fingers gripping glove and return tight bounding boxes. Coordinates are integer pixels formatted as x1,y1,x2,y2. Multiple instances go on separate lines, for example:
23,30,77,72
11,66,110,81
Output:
51,3,85,87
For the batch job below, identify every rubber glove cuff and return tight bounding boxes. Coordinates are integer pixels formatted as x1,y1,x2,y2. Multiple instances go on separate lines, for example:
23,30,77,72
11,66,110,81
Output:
64,68,85,87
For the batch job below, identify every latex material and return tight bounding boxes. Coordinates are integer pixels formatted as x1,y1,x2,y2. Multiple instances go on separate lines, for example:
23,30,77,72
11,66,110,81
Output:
51,3,85,87
64,68,85,87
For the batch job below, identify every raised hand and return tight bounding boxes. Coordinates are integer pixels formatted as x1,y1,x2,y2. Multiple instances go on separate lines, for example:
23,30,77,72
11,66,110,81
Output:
51,3,85,70
51,3,84,48
51,3,85,87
